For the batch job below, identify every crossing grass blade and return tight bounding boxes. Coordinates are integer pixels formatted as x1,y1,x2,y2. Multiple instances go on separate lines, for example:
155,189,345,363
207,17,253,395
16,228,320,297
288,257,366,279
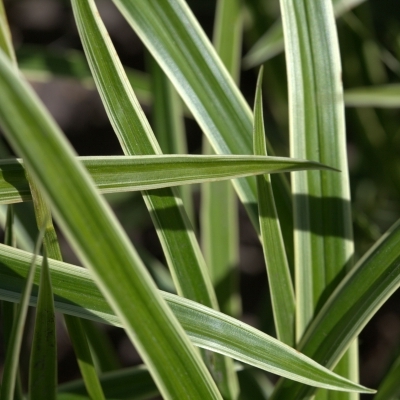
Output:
253,67,295,347
29,250,57,400
0,228,44,400
344,85,400,108
112,0,294,259
0,48,223,400
28,170,107,400
0,155,333,205
270,218,400,398
243,0,367,68
0,245,373,394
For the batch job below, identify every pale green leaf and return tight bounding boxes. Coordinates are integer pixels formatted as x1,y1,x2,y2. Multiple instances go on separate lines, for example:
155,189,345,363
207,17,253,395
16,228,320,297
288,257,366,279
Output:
0,48,222,399
29,250,57,400
253,67,295,347
0,155,332,205
345,85,400,108
0,244,373,394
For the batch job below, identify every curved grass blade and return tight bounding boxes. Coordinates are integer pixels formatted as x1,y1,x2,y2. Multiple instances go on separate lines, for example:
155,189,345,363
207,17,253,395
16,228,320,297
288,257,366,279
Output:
270,218,400,399
243,0,367,69
345,85,400,108
253,67,295,347
0,155,334,205
29,250,57,400
0,245,372,394
0,229,44,400
28,170,106,400
112,0,294,258
0,49,222,399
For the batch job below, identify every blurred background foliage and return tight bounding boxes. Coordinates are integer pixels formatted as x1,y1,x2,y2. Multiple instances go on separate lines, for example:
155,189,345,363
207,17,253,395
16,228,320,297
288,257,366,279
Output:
1,0,400,396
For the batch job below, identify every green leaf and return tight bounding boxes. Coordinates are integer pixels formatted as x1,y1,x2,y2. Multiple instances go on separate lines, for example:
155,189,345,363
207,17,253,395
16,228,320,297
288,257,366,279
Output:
0,48,222,399
243,0,367,68
271,218,400,399
0,244,373,394
0,0,16,66
0,156,334,205
0,229,44,400
112,0,294,258
29,250,57,400
253,67,295,347
345,85,400,108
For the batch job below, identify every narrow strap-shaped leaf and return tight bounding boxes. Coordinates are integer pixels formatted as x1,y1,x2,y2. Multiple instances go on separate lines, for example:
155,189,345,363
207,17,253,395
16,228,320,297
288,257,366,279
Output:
243,0,367,68
345,84,400,108
0,155,333,205
253,67,295,347
270,218,400,399
29,250,57,400
0,245,373,394
28,171,106,400
0,48,222,399
147,54,195,225
280,1,358,398
0,229,44,400
112,0,294,258
71,0,219,313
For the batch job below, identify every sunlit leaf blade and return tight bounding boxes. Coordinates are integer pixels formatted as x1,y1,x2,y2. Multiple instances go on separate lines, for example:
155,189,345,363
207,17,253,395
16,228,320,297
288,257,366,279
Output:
271,218,400,399
0,49,222,399
29,250,57,400
0,156,333,205
58,365,159,400
373,350,400,400
28,169,107,400
253,67,295,347
112,0,294,257
280,0,358,398
148,55,195,225
243,0,367,68
345,85,400,108
71,0,220,318
0,230,44,400
0,245,373,394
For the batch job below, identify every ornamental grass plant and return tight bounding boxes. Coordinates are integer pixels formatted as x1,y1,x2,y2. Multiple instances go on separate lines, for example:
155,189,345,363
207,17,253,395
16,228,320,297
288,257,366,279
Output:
0,0,400,399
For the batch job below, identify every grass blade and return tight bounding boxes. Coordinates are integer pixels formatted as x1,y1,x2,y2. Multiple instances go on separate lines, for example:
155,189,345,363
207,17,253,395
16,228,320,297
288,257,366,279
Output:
28,171,106,400
344,84,400,108
270,218,400,398
373,350,400,400
0,155,333,205
0,48,222,399
29,250,57,400
243,0,367,68
0,245,373,394
253,67,295,347
0,0,16,66
112,0,294,257
0,229,44,400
